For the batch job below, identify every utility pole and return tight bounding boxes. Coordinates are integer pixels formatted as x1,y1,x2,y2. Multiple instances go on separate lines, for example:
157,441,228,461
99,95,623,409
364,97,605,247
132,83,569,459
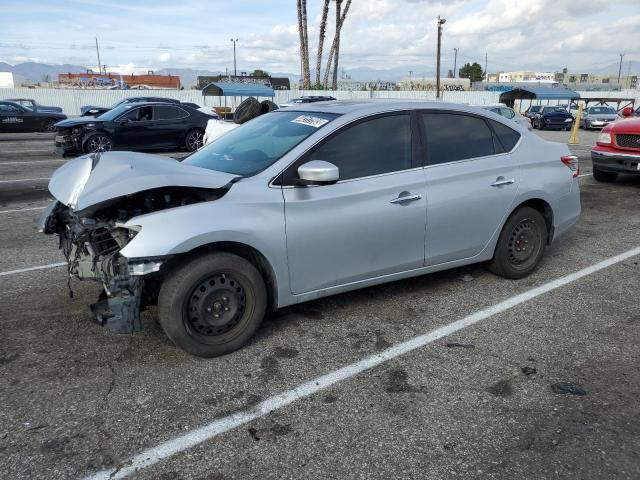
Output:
617,53,624,86
626,61,632,89
230,38,239,77
436,16,446,99
484,52,488,81
453,48,459,78
95,38,101,74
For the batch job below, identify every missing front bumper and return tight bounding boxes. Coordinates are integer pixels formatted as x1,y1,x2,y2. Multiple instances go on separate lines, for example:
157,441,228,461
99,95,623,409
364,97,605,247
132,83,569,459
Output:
89,277,143,333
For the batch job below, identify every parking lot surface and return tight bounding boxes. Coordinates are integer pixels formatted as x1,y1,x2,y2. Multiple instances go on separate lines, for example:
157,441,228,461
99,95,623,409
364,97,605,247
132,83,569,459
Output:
1,129,639,479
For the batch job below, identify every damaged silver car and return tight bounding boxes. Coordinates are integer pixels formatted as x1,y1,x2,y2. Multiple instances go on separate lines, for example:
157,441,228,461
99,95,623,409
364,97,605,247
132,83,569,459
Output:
40,101,581,357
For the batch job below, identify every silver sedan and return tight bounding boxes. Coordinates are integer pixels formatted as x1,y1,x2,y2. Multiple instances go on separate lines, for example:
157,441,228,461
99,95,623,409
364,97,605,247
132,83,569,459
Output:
481,104,532,130
40,100,581,357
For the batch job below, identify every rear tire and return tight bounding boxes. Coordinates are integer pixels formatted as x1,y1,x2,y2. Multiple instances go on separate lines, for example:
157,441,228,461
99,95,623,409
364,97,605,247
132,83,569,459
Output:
489,207,547,280
158,252,267,358
185,129,204,151
592,166,618,183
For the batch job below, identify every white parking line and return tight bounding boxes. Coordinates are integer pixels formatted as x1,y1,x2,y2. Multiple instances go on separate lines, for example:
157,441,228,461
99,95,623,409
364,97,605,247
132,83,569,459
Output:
0,159,65,165
0,262,66,277
85,246,640,480
0,177,50,183
0,206,47,214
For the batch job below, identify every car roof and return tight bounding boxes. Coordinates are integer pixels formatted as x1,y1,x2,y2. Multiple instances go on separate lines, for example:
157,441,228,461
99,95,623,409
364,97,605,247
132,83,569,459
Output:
281,99,493,116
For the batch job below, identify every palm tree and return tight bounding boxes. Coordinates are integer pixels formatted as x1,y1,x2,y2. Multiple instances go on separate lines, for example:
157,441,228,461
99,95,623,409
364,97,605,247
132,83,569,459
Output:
322,0,352,89
331,0,342,90
297,0,311,89
315,0,331,87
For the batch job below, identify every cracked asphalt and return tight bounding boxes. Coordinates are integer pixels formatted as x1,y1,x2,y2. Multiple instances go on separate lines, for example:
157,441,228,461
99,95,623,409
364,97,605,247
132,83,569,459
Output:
0,128,639,480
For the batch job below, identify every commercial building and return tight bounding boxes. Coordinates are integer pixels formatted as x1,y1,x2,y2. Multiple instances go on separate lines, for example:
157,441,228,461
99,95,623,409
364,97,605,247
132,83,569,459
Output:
486,71,555,83
554,71,637,91
58,71,181,89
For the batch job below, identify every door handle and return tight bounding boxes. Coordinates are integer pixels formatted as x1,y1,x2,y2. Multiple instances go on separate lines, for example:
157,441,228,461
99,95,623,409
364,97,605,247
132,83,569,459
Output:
491,177,515,187
390,193,422,204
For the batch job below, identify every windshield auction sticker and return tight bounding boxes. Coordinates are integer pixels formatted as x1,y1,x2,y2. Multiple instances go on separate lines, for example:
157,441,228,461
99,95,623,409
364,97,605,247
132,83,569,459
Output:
291,115,329,128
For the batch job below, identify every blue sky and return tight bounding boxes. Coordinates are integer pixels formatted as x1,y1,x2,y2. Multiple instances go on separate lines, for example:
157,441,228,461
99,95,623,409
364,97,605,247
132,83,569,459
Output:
1,0,639,75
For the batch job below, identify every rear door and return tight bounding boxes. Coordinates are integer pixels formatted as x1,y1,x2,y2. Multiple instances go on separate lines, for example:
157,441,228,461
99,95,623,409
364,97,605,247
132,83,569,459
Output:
152,105,190,147
419,111,520,266
282,112,427,294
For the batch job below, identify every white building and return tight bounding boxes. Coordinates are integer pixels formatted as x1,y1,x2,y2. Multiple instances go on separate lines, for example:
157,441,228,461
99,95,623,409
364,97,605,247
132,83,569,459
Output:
0,72,26,88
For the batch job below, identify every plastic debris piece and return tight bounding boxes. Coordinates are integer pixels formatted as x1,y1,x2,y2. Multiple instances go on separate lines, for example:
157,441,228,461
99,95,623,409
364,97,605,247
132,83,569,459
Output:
248,427,260,441
521,366,537,376
460,274,474,282
445,342,475,349
550,383,586,396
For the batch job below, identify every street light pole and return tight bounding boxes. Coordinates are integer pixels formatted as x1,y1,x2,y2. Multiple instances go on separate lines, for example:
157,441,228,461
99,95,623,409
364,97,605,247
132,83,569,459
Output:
453,47,459,78
617,52,624,86
436,16,446,99
230,38,239,77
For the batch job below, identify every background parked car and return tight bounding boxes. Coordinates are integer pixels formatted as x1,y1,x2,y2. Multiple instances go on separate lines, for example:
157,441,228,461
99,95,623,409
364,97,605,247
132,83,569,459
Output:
591,107,640,182
524,105,543,119
279,95,336,108
579,106,619,129
55,101,215,155
0,100,67,132
80,96,182,116
5,98,63,113
531,106,574,130
481,104,531,130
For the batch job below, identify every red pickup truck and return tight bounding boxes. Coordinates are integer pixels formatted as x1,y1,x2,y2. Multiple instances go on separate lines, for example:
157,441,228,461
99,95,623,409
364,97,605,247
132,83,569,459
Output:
591,107,640,182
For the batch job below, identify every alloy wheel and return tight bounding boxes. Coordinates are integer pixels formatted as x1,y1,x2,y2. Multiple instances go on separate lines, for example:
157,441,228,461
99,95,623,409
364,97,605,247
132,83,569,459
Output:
87,135,112,153
187,131,204,151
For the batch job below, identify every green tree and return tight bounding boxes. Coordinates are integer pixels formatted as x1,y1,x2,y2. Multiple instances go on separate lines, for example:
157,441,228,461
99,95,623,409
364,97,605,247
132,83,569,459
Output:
251,69,269,78
458,62,484,82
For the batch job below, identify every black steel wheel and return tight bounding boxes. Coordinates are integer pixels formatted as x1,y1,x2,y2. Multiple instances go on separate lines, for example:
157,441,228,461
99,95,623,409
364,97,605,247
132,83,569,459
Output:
489,207,547,279
158,252,267,357
84,134,113,153
185,129,204,151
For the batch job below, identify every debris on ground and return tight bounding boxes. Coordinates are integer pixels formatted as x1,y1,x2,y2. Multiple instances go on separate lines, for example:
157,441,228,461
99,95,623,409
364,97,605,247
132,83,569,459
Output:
248,427,260,441
521,366,537,376
445,342,475,349
460,274,474,282
550,383,587,396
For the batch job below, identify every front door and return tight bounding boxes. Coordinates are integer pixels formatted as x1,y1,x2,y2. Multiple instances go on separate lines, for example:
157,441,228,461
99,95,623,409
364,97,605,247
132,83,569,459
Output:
114,106,156,149
419,112,520,265
282,113,427,294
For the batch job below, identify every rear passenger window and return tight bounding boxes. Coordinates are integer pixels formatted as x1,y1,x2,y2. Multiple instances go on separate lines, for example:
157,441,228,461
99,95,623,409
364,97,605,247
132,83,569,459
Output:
421,113,495,164
309,114,412,180
157,106,187,120
489,119,521,152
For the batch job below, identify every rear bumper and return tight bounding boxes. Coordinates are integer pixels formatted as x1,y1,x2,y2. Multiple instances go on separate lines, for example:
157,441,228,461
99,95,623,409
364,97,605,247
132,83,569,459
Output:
591,148,640,174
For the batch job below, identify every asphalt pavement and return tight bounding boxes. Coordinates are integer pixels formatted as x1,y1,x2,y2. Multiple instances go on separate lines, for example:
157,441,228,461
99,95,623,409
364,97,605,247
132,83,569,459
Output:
0,128,639,480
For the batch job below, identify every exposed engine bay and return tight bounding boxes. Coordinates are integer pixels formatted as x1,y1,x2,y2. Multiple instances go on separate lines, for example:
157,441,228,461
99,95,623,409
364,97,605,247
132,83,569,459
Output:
40,186,226,333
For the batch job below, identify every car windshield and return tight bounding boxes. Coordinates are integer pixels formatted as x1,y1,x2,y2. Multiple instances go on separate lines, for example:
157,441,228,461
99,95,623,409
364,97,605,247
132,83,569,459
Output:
96,103,137,120
542,107,564,114
184,111,339,176
590,107,616,115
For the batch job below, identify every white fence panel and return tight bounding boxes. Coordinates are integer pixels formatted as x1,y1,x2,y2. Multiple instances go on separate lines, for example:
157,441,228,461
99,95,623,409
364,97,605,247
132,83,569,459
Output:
1,88,638,116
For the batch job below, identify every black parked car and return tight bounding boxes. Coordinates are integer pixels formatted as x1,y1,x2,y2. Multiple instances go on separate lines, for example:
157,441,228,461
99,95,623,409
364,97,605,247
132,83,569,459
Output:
80,96,182,116
531,106,574,130
5,98,63,113
54,102,214,155
524,105,543,119
0,101,67,132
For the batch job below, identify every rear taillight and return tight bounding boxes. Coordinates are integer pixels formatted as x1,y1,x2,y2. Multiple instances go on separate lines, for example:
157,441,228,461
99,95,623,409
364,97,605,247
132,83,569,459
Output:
561,155,579,178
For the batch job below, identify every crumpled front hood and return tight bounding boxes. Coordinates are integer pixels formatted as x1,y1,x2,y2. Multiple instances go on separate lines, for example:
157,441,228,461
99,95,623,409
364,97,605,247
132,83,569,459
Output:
49,151,239,211
54,117,105,128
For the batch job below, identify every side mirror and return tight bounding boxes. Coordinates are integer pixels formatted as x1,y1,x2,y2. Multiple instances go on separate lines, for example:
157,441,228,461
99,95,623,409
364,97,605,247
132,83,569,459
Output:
622,107,633,117
120,118,132,125
297,160,339,185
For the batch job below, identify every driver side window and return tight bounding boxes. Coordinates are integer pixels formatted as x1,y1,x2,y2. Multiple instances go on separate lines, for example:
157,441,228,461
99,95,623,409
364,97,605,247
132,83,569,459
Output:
121,106,153,122
307,114,412,181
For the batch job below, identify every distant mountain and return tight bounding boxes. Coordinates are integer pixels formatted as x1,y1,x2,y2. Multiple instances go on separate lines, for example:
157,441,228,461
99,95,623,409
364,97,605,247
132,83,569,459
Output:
1,61,87,83
586,60,639,76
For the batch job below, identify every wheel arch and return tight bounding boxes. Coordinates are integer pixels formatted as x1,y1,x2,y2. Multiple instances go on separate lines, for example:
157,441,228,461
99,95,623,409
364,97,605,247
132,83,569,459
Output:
168,241,279,311
508,198,554,244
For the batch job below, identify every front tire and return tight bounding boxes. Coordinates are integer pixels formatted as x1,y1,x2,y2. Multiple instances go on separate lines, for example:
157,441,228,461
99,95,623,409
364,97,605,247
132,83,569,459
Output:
158,252,267,357
43,118,57,132
185,129,204,151
489,207,547,280
592,166,618,183
84,134,113,153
